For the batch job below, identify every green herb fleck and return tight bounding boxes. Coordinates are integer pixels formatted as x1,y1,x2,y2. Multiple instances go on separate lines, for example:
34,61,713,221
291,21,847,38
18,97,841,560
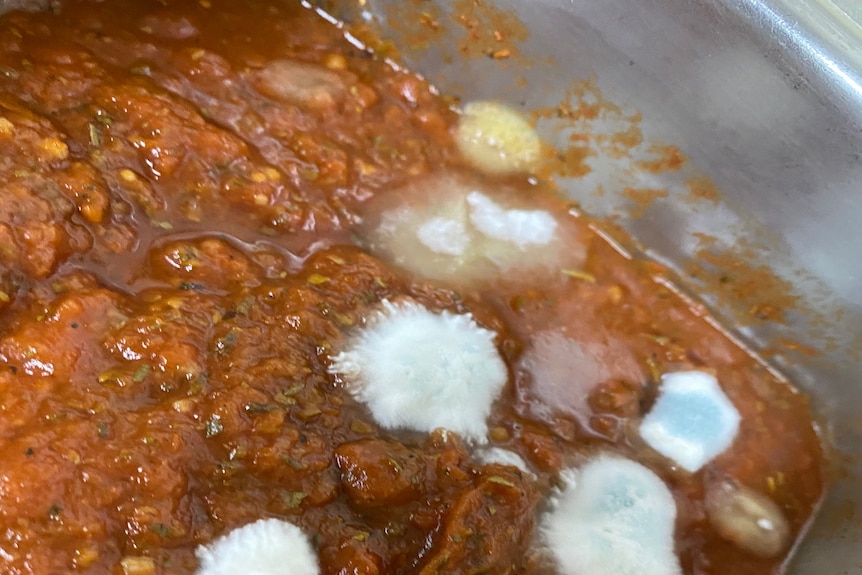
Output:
132,364,151,383
96,422,110,439
148,523,171,538
274,385,304,405
235,295,256,316
561,269,596,283
88,123,101,147
130,64,152,76
280,491,307,509
299,165,319,181
178,282,204,291
486,476,516,488
283,456,306,470
95,113,113,127
245,403,276,414
215,331,237,355
205,414,223,438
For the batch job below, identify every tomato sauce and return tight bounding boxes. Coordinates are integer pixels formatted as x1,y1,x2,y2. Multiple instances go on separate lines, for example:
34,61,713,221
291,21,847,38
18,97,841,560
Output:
0,1,824,574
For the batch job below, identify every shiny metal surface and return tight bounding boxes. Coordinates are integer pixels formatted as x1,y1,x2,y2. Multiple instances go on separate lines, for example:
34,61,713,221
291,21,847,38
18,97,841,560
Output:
327,0,862,572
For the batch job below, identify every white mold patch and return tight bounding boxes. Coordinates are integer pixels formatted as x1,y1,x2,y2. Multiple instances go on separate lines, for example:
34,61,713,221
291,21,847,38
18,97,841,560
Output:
416,216,470,256
476,447,533,476
195,518,319,575
363,174,586,287
639,370,741,472
466,191,557,247
542,457,681,575
328,299,507,443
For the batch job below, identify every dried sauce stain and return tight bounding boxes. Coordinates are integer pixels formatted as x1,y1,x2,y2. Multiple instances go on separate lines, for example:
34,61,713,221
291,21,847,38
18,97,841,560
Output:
534,79,619,123
533,79,641,185
532,78,728,214
375,0,527,62
686,246,800,325
686,175,721,204
451,0,528,61
538,144,592,182
768,337,819,358
375,4,447,56
635,143,686,173
623,187,670,218
531,76,833,355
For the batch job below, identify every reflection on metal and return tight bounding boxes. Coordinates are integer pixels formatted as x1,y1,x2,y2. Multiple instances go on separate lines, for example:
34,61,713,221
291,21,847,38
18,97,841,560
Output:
733,0,862,113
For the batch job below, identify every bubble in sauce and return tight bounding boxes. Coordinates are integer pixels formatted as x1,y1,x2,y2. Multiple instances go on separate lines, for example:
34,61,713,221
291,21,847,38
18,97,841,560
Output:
328,299,507,443
195,518,319,575
541,457,681,575
519,331,644,423
639,370,741,472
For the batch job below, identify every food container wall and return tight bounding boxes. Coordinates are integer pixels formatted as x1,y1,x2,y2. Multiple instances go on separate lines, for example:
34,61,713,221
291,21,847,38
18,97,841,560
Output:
322,0,862,573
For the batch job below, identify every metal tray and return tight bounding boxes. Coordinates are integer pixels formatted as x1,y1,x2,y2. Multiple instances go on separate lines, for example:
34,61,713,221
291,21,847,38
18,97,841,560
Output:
323,0,862,572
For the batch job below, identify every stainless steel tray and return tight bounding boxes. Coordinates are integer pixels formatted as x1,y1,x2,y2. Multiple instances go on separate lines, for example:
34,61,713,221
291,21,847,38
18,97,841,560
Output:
324,0,862,572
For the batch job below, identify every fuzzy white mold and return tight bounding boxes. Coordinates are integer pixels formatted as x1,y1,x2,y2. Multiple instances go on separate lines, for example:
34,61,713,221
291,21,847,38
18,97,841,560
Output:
639,371,741,472
416,216,470,256
476,447,533,475
466,191,557,247
542,457,681,575
195,518,319,575
365,174,579,287
329,300,507,443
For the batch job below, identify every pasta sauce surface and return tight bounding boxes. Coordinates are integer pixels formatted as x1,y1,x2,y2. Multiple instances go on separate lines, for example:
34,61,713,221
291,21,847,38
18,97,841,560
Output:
0,1,824,574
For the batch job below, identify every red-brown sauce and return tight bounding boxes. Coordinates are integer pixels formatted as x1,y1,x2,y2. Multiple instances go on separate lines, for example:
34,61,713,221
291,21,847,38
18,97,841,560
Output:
0,1,824,574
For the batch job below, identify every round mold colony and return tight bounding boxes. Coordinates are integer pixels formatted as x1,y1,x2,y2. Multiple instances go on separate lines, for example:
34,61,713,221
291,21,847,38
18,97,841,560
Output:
541,457,682,575
195,518,319,575
639,370,742,473
328,299,508,444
